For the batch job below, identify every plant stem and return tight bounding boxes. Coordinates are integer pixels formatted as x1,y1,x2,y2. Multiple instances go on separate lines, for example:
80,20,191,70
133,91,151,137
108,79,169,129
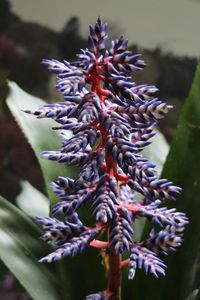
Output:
88,63,122,300
108,247,122,300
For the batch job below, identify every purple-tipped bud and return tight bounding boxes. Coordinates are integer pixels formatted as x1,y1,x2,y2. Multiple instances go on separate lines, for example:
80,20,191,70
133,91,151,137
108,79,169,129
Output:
86,290,112,300
137,200,188,228
39,227,101,263
109,207,133,253
129,245,166,278
93,175,118,223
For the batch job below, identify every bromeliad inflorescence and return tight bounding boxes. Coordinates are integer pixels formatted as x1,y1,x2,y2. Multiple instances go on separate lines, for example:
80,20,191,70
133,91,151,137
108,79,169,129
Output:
25,17,188,300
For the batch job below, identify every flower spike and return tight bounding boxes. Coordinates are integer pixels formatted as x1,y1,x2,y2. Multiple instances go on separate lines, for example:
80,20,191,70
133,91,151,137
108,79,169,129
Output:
26,18,188,299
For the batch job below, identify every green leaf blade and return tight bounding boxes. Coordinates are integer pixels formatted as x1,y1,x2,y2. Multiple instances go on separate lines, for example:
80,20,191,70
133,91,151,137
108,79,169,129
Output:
159,60,200,300
0,195,62,300
6,82,76,205
130,61,200,300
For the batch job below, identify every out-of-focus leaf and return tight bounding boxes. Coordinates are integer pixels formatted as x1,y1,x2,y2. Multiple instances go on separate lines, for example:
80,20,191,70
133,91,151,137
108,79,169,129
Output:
142,129,169,176
0,195,62,300
6,82,76,205
128,61,200,300
16,181,49,217
184,290,199,300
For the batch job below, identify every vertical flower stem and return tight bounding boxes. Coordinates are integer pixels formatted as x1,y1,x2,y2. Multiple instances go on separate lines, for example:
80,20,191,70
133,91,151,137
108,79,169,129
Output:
108,246,122,300
107,179,123,300
88,65,123,299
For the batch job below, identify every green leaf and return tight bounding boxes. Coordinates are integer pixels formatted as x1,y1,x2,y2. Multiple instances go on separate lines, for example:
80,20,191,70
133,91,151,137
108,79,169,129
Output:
153,60,200,300
6,82,76,205
0,195,62,300
142,128,169,176
128,61,200,300
16,181,49,217
184,290,199,300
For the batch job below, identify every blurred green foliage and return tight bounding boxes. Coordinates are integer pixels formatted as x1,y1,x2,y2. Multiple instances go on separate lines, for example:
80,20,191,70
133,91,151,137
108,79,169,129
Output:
0,195,62,300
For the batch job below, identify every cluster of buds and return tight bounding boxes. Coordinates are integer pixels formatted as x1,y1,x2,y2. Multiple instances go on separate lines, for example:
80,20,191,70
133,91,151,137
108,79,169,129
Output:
25,18,188,299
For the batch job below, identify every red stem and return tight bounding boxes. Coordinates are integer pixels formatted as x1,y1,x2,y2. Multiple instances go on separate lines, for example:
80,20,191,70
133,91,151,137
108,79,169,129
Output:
87,63,122,300
108,248,121,300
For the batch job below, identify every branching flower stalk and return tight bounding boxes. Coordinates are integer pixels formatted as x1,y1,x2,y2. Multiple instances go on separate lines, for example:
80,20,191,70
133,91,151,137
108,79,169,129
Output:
25,18,188,300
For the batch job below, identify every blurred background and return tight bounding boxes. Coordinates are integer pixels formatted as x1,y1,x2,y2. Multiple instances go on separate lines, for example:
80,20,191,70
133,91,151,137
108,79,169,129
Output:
0,0,199,298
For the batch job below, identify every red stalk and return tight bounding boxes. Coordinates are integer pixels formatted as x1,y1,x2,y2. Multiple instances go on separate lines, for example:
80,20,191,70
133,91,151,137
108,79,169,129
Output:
87,63,122,300
108,248,122,300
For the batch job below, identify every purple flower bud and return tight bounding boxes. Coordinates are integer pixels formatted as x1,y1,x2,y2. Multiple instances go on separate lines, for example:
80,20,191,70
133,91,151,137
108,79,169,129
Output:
39,227,101,263
129,245,166,279
86,290,112,300
93,175,118,223
109,207,133,253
